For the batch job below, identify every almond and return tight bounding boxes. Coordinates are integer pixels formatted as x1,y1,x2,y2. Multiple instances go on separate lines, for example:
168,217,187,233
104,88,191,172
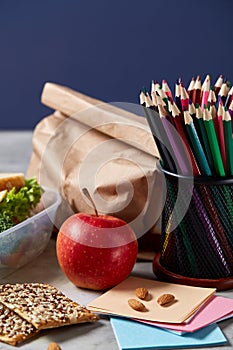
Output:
157,293,175,306
128,298,146,311
47,342,62,350
135,287,148,300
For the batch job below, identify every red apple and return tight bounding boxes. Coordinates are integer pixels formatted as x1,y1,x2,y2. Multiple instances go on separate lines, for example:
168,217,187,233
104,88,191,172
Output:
56,212,138,290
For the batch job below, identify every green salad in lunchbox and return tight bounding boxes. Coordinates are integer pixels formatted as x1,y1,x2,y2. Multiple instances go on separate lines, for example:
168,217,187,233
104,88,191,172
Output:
0,174,43,232
0,173,61,270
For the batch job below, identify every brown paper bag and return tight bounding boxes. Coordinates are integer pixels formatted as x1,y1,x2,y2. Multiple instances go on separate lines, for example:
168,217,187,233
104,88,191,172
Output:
27,83,164,250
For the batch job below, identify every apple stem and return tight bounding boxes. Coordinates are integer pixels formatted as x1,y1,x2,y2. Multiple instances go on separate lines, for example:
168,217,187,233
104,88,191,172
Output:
82,188,99,217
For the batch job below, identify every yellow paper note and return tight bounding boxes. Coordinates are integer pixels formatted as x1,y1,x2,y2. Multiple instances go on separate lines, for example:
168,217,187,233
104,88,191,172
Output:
87,276,216,323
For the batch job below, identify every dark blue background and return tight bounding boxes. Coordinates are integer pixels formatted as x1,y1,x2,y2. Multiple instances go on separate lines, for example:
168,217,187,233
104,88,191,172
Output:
1,0,233,130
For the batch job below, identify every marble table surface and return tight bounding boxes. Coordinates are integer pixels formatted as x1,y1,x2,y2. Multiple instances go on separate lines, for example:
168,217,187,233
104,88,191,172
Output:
0,131,233,350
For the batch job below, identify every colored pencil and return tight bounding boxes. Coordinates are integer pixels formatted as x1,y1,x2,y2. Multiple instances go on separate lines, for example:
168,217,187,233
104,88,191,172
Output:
167,98,173,113
201,74,211,110
187,76,195,101
151,91,159,111
139,91,176,172
175,79,182,111
170,102,201,176
180,83,189,111
193,187,230,276
140,74,233,179
150,80,155,94
214,74,223,96
139,74,233,280
207,87,216,108
162,79,173,101
184,110,212,176
198,185,233,273
217,103,227,171
151,80,160,94
194,104,214,172
158,104,192,175
203,107,226,177
188,100,196,118
156,93,167,108
223,107,233,176
225,85,233,109
228,99,233,132
216,82,229,108
209,104,219,139
192,187,231,276
192,75,202,105
156,84,169,106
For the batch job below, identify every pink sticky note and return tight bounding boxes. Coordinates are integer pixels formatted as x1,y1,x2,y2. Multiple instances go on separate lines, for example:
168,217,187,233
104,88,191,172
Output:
136,296,233,333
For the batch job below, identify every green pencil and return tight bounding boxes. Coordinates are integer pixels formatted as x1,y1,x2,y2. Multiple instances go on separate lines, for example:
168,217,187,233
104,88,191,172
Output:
223,107,233,176
184,110,212,176
203,107,226,177
194,104,214,172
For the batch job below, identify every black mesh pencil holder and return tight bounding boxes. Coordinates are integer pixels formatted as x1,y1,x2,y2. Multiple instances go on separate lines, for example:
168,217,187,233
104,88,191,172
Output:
153,166,233,290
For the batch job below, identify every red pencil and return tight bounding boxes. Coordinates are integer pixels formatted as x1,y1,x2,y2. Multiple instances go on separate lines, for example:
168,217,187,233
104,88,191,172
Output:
170,102,201,176
201,74,211,110
228,99,233,132
180,83,189,111
214,75,223,96
162,79,173,101
187,76,195,101
192,75,202,105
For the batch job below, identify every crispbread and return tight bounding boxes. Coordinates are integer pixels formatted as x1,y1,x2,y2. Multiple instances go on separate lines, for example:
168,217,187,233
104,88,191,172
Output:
0,283,99,330
0,173,25,191
0,302,38,346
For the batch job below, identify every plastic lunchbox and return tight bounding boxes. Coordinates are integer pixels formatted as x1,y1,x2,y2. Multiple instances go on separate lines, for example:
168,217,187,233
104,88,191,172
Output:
0,187,61,274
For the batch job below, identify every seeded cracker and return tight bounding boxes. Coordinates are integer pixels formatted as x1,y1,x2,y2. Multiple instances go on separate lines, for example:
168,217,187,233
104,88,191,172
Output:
0,283,99,330
0,302,39,346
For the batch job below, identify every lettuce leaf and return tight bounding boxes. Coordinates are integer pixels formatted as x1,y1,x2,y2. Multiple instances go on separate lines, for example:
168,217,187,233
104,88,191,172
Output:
0,212,14,232
0,177,43,229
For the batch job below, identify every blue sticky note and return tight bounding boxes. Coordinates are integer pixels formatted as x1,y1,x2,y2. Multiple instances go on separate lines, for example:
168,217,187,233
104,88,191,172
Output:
110,317,227,350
